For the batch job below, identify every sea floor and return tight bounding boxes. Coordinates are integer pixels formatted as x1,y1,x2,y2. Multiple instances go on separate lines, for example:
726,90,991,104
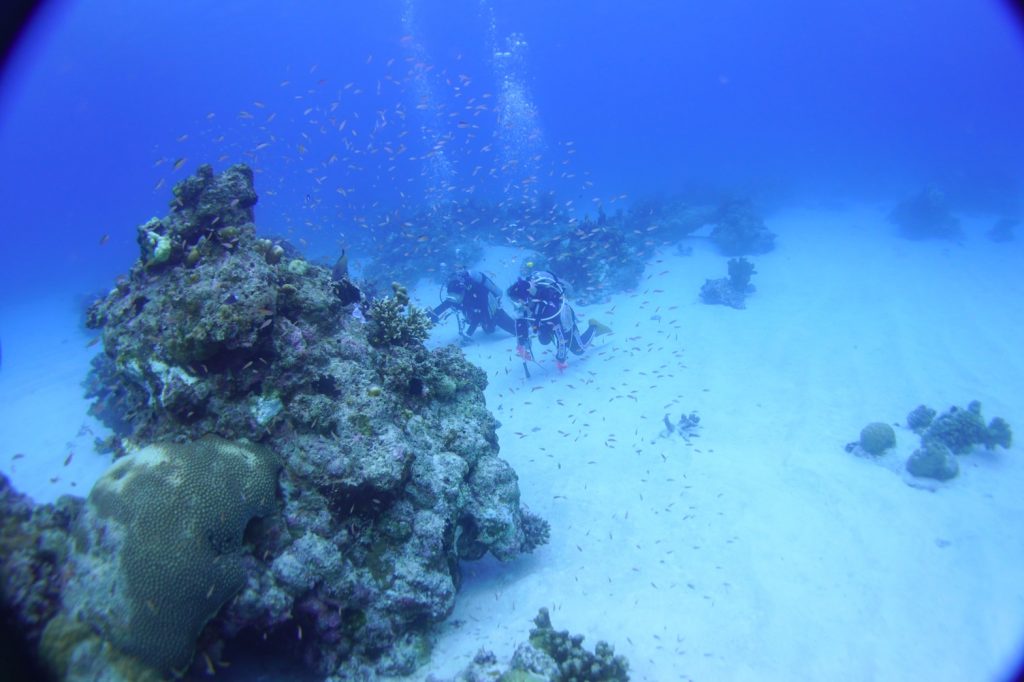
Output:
1,203,1022,681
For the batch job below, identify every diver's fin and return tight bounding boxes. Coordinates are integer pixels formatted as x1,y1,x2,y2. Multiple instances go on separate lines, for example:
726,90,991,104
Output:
588,319,613,336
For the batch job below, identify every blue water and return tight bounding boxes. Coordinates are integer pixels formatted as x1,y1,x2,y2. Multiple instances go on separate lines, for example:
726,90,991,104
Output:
2,1,1024,680
1,0,1022,301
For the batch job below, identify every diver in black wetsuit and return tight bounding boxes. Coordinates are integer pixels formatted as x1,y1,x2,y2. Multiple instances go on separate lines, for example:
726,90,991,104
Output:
429,268,516,340
507,271,611,371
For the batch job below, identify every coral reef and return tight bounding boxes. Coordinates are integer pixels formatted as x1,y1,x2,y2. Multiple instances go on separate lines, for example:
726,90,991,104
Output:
522,608,629,681
700,258,757,309
4,165,549,680
859,422,896,455
923,401,1011,454
906,440,959,481
427,608,629,682
0,475,80,649
366,286,434,348
709,198,776,256
906,405,936,433
889,186,961,240
850,401,1012,482
530,212,648,304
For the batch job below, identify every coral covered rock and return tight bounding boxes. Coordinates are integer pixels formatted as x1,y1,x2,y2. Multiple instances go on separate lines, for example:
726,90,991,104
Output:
523,608,630,681
710,198,776,256
0,475,80,649
75,164,548,678
924,401,1012,454
700,258,757,309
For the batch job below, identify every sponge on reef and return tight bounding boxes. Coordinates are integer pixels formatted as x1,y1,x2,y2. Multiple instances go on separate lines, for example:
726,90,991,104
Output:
63,437,280,674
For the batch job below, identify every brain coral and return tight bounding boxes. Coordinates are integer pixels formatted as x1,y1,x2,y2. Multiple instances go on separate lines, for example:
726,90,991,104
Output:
859,422,896,455
64,437,280,674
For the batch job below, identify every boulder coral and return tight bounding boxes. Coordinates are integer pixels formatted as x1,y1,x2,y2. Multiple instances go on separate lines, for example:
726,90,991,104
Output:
859,422,896,455
60,438,280,675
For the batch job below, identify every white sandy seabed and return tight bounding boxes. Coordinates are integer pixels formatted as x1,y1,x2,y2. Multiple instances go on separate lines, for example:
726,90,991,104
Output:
1,204,1022,682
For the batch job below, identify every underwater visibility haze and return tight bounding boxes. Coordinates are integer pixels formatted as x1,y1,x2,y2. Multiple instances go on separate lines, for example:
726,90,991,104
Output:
1,1,1023,680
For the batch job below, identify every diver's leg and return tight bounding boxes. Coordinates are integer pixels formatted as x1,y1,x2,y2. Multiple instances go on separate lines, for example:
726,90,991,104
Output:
580,324,596,347
537,325,554,347
481,313,497,334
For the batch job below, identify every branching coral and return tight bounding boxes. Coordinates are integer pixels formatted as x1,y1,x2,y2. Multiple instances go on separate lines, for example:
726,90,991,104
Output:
366,295,434,348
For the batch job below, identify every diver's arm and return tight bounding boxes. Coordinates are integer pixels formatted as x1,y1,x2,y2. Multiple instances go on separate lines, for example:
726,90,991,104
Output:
430,298,457,322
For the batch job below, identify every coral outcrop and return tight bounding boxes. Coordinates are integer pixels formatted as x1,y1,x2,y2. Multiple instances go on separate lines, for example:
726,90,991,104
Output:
709,198,776,255
427,608,630,682
5,164,549,680
889,186,961,240
848,401,1012,483
0,475,80,649
700,257,757,309
921,401,1011,455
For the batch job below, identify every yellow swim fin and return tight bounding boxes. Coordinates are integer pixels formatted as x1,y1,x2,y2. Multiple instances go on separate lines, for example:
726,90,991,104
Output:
588,319,613,336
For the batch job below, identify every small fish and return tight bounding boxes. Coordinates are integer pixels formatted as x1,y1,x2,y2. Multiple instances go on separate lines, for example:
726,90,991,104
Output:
172,157,186,170
203,652,216,675
99,234,110,246
11,453,25,460
64,452,73,466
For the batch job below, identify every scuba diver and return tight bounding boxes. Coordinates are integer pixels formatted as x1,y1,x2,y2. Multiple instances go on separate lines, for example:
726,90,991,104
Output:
429,268,516,340
507,270,611,372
